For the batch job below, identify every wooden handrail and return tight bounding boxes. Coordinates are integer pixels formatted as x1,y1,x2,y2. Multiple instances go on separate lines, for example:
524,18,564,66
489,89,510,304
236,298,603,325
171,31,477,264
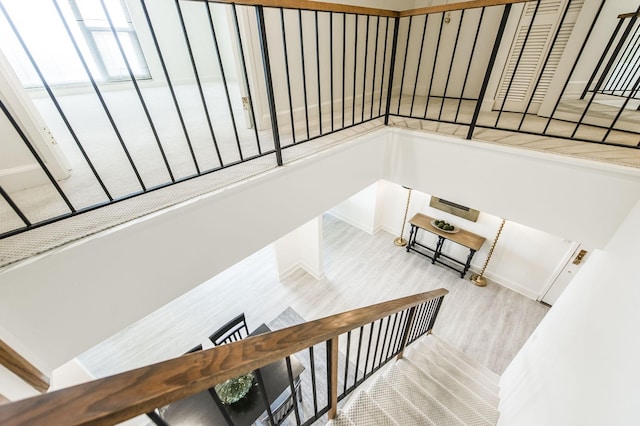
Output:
0,288,447,425
618,12,640,19
0,339,49,393
193,0,533,17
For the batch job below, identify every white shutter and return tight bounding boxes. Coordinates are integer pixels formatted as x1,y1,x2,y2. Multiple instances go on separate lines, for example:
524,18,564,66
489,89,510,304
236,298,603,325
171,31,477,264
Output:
494,0,585,113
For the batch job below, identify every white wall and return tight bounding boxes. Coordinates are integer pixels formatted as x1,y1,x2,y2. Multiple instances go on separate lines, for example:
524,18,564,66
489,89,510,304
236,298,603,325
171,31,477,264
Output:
274,216,324,280
329,181,383,234
498,199,640,425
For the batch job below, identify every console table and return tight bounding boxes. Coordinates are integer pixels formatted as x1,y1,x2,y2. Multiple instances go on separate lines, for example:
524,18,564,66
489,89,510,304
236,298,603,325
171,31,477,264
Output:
406,213,486,278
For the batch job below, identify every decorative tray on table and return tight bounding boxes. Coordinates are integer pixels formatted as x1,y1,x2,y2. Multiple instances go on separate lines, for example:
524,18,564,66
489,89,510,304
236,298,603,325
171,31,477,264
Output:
431,219,460,234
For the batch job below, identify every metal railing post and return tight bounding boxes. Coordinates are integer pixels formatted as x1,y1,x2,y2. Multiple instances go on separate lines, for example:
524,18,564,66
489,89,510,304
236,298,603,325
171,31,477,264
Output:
384,17,400,125
466,3,512,140
255,6,283,166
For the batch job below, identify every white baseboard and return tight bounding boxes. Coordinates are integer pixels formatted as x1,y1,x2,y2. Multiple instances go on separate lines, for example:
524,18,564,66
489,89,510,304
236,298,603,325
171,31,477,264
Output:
327,210,374,235
277,261,324,281
469,267,538,300
0,164,50,191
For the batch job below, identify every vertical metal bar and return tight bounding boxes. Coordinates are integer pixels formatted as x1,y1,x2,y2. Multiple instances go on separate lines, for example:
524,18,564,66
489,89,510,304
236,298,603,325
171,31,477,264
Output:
52,0,146,191
330,12,335,132
439,10,465,121
572,12,639,138
423,13,445,119
607,24,638,93
0,98,75,212
456,7,485,123
342,13,347,129
352,14,359,125
370,318,384,373
173,0,223,168
0,2,112,200
384,17,400,125
342,331,351,395
544,0,606,132
255,368,276,425
603,73,640,140
207,386,235,426
466,4,512,140
231,4,262,154
298,10,311,140
285,356,302,425
408,303,425,343
205,2,244,161
256,6,283,166
391,310,407,355
140,0,200,174
315,11,323,135
362,322,375,378
378,17,390,117
410,14,428,117
361,15,370,122
309,346,318,415
378,315,392,365
581,18,626,100
495,0,542,127
353,326,364,386
0,185,30,227
280,8,297,144
100,0,175,182
327,338,339,420
397,306,417,360
427,296,445,332
385,312,399,360
518,0,572,131
396,16,413,114
616,24,640,93
370,16,381,119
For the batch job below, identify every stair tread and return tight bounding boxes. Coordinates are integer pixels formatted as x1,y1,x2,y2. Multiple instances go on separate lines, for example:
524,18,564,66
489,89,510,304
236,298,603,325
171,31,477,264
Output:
326,415,358,426
344,391,399,426
429,335,500,384
367,375,437,426
418,338,500,393
409,346,500,409
395,359,494,425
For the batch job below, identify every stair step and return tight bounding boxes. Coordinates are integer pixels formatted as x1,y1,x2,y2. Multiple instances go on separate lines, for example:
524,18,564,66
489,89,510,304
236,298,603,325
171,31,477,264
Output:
395,359,494,425
384,365,466,426
367,375,436,426
326,415,358,426
429,334,500,384
409,345,500,409
418,337,500,393
343,390,399,426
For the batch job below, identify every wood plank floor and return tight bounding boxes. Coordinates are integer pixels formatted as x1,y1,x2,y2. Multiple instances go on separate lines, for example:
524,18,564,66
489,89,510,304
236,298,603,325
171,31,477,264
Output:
78,213,548,377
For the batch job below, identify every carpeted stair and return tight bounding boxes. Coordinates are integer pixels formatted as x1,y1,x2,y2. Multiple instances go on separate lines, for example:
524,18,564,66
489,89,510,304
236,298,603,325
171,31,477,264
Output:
326,333,501,425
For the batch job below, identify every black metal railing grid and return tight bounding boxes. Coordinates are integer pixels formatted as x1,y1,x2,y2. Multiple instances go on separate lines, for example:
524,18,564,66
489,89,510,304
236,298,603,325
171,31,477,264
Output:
145,294,446,426
2,0,640,242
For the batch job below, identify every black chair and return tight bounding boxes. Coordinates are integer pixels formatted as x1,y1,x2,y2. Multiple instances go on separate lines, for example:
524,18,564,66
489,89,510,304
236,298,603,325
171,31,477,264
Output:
259,376,302,426
209,313,250,346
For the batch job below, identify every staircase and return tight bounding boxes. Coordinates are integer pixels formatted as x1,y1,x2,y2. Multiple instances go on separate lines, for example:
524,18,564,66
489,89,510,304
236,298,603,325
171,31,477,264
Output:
327,333,501,425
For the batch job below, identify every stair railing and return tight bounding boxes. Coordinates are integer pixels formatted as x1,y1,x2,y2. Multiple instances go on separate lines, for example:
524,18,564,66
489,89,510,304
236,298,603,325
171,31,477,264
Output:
0,288,447,426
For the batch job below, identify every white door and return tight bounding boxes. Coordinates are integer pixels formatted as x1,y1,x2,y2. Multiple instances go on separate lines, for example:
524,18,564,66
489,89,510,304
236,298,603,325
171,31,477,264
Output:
541,244,591,306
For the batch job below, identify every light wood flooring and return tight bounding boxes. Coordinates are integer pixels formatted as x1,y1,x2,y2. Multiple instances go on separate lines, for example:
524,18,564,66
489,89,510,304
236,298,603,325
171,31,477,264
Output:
78,213,548,377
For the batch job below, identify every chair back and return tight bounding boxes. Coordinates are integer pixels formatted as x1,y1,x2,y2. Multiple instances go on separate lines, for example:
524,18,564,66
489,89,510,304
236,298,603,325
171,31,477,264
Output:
260,376,301,426
209,313,250,346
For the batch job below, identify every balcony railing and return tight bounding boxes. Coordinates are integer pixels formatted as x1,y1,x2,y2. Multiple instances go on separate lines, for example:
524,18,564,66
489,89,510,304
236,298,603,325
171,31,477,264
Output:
0,0,639,260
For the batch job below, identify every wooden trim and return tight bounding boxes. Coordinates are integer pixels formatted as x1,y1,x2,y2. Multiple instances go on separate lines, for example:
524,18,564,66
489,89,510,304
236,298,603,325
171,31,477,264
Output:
399,0,533,17
0,339,49,393
0,289,447,426
327,337,339,419
618,12,640,19
0,394,10,406
189,0,399,17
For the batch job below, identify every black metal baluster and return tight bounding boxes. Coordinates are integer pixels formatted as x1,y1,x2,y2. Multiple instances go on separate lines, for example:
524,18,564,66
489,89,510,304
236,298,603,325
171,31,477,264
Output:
370,16,380,119
205,2,243,161
378,315,392,365
427,296,445,332
256,6,283,166
378,17,390,117
298,10,311,140
396,16,412,114
330,12,335,132
385,312,399,360
309,346,318,415
280,8,297,144
342,13,347,129
286,356,302,425
518,0,572,131
255,368,275,426
0,186,30,227
455,7,485,123
353,326,364,387
361,15,370,122
370,318,384,373
605,25,637,94
467,4,512,140
361,322,375,380
139,0,200,174
52,0,146,191
0,2,112,200
494,0,542,128
100,0,175,183
439,10,464,121
315,11,323,135
410,14,428,117
207,387,235,426
352,14,359,125
393,310,409,354
173,0,223,168
603,73,640,141
342,331,351,395
423,13,445,119
384,17,400,124
231,4,262,155
615,25,640,94
544,0,606,133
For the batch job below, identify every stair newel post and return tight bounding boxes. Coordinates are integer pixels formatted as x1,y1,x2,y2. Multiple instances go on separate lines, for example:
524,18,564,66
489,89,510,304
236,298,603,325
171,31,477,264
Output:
396,306,417,360
327,337,339,420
